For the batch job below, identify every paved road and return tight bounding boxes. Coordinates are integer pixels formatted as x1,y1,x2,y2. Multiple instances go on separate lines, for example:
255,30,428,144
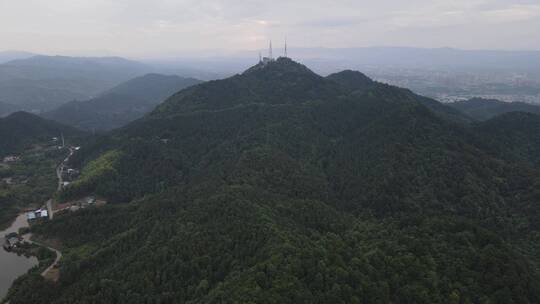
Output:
56,147,74,192
48,147,74,220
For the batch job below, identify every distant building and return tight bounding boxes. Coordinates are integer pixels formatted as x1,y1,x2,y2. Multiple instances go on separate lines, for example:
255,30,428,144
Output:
27,209,49,221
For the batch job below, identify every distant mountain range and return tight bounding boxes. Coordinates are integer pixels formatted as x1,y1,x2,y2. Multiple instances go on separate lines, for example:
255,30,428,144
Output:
0,55,150,113
1,47,540,117
449,98,540,121
0,111,82,156
42,73,202,131
0,51,35,64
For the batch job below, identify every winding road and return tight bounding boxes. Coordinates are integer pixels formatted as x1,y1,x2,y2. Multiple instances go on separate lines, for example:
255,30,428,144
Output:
32,147,74,280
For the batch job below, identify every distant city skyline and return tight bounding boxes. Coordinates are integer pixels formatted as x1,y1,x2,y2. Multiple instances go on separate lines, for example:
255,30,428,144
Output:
1,0,540,57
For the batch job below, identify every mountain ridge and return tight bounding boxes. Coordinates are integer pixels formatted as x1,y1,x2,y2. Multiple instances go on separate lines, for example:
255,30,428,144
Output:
449,97,540,121
42,73,203,131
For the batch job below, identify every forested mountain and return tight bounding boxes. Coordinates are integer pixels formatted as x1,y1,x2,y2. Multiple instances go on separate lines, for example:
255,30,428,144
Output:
42,74,202,131
7,58,540,303
449,97,540,121
0,112,82,156
0,55,149,113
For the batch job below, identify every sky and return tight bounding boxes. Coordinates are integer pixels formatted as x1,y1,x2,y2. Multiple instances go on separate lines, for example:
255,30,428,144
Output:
1,0,540,57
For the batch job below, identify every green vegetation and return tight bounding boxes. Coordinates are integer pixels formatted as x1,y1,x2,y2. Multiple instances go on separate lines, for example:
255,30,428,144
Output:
60,150,121,201
5,58,540,303
0,147,67,229
0,112,82,228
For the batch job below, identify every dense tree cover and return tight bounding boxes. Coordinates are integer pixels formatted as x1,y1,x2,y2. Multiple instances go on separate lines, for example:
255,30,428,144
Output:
474,112,540,166
6,58,540,303
448,98,540,121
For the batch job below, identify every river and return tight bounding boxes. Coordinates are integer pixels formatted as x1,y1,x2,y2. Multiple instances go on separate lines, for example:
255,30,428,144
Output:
0,213,38,299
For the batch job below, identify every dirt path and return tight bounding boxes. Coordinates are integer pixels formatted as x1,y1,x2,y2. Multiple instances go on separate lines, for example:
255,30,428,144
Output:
40,245,61,281
22,234,62,282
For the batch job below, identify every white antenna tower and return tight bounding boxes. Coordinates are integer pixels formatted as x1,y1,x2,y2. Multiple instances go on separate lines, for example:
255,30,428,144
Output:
269,40,273,60
284,38,288,58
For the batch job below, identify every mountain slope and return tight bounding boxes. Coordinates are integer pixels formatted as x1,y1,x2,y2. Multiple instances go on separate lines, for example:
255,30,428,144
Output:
475,112,540,166
326,70,470,123
0,112,82,156
42,74,202,131
449,98,540,121
0,55,149,113
7,59,540,304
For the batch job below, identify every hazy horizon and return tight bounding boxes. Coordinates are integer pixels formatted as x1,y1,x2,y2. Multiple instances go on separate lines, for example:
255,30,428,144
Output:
2,0,540,57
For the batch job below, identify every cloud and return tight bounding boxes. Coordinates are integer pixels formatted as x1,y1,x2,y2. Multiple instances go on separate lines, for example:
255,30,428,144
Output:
0,0,539,55
481,4,540,23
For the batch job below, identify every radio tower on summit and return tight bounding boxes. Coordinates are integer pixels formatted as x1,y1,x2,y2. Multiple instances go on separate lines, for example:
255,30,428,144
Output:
261,40,275,64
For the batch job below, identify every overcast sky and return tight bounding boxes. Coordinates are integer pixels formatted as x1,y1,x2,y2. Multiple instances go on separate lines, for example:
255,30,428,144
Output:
1,0,539,57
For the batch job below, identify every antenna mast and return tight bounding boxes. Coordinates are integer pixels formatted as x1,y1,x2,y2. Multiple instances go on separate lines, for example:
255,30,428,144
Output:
269,40,273,60
284,38,288,58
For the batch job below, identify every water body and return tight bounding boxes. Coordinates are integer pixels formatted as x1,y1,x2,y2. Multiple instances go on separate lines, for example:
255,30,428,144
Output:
0,213,38,299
